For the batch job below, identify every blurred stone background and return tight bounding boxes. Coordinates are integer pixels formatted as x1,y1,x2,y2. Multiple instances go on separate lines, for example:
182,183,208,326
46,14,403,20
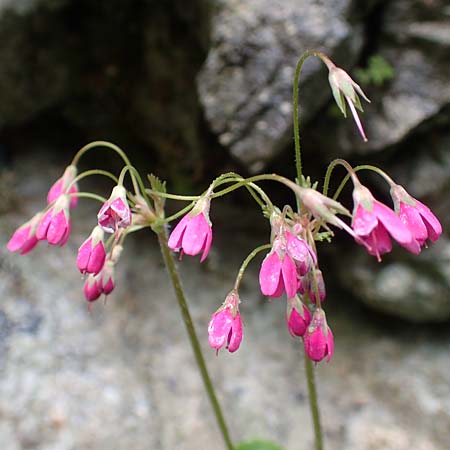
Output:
1,1,449,449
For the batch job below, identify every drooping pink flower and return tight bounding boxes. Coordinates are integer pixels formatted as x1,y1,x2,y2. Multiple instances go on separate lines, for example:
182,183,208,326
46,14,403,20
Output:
77,226,106,275
168,197,213,262
352,183,418,260
208,290,243,353
97,185,132,233
36,195,71,246
303,308,334,363
82,260,116,302
286,295,311,337
47,165,78,208
83,274,103,302
390,184,442,248
259,237,298,299
100,260,115,295
6,213,42,255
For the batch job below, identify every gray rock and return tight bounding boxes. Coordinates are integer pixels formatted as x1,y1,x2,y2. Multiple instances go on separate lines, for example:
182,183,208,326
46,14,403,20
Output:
330,0,450,155
197,0,363,172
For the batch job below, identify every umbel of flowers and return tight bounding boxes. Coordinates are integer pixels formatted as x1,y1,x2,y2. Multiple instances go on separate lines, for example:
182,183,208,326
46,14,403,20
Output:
6,51,442,450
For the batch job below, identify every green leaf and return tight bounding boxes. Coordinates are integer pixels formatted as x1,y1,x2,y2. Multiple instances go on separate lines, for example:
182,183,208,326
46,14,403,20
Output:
236,440,285,450
147,173,166,194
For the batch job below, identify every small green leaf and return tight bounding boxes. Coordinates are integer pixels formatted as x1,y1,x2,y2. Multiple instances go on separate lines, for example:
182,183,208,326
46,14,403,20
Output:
147,173,166,194
236,440,285,450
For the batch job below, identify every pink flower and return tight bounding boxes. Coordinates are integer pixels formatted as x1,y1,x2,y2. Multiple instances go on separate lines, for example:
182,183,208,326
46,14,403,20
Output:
303,308,334,363
97,185,132,233
259,237,298,299
286,296,311,337
36,195,71,246
285,231,316,276
352,183,419,260
77,226,106,275
83,260,115,302
168,199,213,262
47,165,78,208
390,184,442,248
208,291,243,353
6,213,42,255
84,274,103,302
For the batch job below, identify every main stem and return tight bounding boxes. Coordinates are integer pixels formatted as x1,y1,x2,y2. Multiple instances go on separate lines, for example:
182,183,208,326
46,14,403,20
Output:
156,227,235,450
293,50,326,184
304,356,324,450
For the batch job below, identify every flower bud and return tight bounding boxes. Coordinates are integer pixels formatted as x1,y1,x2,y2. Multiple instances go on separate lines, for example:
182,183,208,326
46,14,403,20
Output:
303,308,334,363
77,226,106,275
208,290,243,353
286,296,311,337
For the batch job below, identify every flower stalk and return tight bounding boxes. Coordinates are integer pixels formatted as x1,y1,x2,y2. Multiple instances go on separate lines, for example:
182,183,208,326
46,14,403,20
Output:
156,226,235,450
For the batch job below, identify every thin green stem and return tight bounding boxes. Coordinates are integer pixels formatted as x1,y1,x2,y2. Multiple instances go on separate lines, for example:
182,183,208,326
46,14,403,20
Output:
161,202,195,224
71,141,140,194
234,244,272,290
71,140,132,167
71,192,107,203
304,356,324,450
331,164,395,201
68,169,119,191
156,228,235,450
293,50,328,185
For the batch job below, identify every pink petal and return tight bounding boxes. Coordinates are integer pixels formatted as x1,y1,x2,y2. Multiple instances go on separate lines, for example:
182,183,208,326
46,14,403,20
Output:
208,310,233,350
47,179,63,204
365,224,392,259
227,314,243,353
7,226,31,252
77,238,93,273
415,199,442,242
281,255,298,299
259,251,282,297
200,224,213,262
304,328,327,362
352,204,378,237
182,213,210,256
88,242,106,275
287,307,308,337
168,215,190,251
36,210,53,240
373,201,412,245
47,210,69,245
399,203,428,243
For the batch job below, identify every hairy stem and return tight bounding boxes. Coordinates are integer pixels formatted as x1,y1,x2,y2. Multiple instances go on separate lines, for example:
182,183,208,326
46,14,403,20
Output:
156,227,235,450
304,356,324,450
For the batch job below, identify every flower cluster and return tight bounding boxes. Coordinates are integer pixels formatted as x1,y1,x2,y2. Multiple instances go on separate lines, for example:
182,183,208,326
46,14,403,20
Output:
168,174,441,362
7,164,133,305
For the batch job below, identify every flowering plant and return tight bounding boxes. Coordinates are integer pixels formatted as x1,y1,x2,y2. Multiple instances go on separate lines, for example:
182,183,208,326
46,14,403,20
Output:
7,51,442,450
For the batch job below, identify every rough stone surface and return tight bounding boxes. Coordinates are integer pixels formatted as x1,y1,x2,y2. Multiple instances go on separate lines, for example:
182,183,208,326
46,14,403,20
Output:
326,0,450,155
1,151,450,450
197,0,363,172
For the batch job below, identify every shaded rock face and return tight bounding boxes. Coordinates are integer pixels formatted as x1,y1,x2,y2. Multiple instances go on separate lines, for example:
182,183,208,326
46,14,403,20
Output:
198,0,363,172
327,0,450,155
0,0,211,180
